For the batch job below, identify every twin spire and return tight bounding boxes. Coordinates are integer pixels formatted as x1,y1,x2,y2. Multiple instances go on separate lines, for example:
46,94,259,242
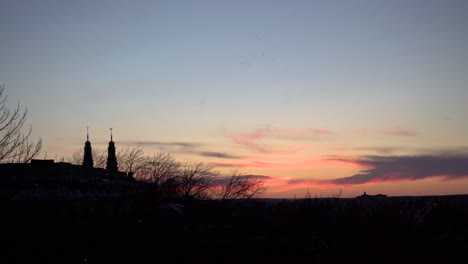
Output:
83,127,118,176
83,127,93,168
84,127,114,143
106,128,118,176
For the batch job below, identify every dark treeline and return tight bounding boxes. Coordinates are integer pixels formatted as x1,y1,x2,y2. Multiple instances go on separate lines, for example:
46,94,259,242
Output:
2,195,468,263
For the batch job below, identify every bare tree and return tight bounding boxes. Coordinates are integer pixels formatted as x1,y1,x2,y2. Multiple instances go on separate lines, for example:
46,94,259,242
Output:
0,85,42,163
177,161,218,200
139,152,180,183
329,188,342,199
69,149,84,165
218,171,268,200
117,147,145,174
93,149,107,168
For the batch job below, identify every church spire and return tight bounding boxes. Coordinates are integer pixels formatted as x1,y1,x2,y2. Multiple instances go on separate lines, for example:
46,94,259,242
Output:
106,128,118,177
83,127,93,168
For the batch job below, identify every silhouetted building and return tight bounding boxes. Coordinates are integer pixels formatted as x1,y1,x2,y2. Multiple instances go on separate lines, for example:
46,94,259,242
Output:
106,128,118,177
83,127,94,168
356,192,388,199
0,130,131,200
356,192,389,208
0,159,99,184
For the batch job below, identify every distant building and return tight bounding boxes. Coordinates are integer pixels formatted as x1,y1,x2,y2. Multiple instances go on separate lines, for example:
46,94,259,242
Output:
83,127,94,168
106,128,118,178
356,192,389,207
356,192,388,199
0,129,131,200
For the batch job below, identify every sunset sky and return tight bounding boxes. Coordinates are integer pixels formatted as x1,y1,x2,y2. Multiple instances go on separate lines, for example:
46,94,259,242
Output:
1,0,467,197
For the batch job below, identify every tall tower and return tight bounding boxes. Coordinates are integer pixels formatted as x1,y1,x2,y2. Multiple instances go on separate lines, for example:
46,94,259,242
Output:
106,128,118,177
82,127,94,168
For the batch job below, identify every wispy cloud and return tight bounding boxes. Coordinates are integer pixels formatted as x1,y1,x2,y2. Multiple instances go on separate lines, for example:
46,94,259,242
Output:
115,140,202,150
325,155,468,185
229,125,333,154
213,160,276,168
118,140,242,159
338,146,405,155
415,146,468,156
230,126,333,143
213,157,362,169
382,127,419,136
196,151,242,159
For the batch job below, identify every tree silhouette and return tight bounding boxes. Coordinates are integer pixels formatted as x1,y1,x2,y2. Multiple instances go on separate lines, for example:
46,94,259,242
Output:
139,152,180,184
117,147,145,174
68,147,270,201
0,85,42,163
218,171,268,199
177,161,218,200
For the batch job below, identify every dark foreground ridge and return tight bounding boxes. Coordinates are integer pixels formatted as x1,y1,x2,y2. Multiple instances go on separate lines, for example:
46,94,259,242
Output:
1,187,468,263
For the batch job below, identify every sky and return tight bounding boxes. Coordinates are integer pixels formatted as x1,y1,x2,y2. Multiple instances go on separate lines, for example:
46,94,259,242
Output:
1,0,467,198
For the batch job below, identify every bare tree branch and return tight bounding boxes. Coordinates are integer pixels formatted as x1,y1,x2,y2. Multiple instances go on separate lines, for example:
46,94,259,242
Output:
116,146,145,174
177,161,218,200
0,85,42,163
217,171,268,200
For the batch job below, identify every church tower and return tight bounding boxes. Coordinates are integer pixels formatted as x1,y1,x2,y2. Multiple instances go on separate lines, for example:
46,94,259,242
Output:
82,127,94,168
106,128,118,177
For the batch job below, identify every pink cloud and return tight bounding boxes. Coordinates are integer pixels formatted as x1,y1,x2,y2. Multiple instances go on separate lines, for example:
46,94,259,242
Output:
293,154,468,187
228,126,333,154
217,154,468,194
213,157,363,170
213,160,275,168
271,128,334,139
382,127,418,136
259,176,352,193
229,130,267,146
230,126,333,144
